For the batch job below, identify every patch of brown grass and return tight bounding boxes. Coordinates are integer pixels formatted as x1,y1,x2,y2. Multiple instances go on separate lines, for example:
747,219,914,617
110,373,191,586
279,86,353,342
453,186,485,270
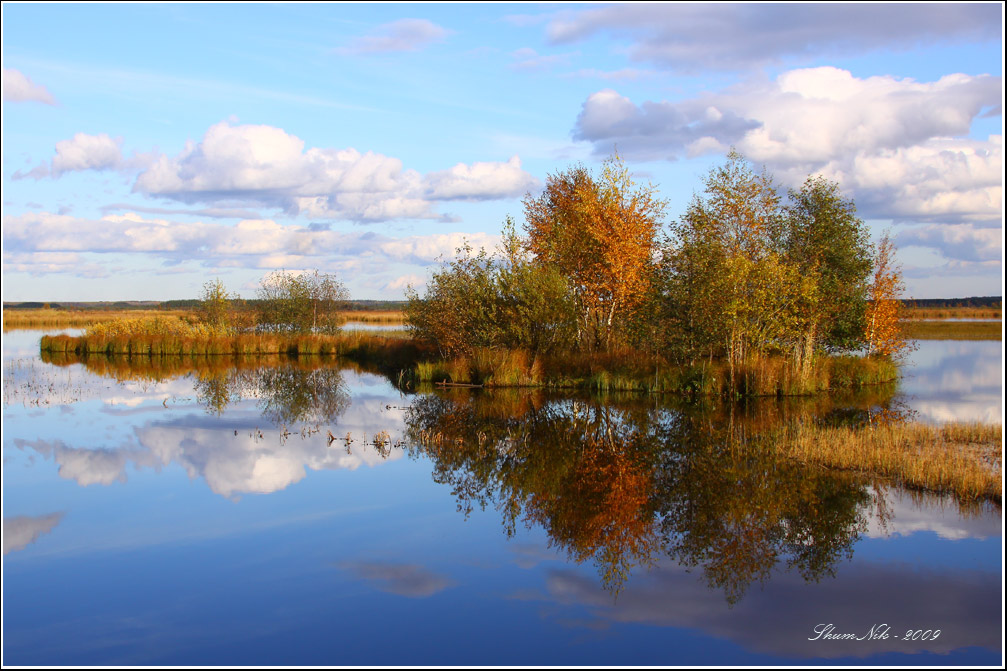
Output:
778,421,1002,501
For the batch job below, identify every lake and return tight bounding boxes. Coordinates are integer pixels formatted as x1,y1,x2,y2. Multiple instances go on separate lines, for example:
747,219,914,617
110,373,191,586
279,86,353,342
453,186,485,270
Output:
2,329,1002,666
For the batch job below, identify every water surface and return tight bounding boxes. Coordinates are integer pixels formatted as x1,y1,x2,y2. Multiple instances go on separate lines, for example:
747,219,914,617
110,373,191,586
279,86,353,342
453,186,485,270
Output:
2,330,1001,666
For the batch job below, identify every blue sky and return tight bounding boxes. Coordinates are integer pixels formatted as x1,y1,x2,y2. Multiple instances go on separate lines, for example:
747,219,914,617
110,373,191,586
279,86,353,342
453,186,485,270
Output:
2,3,1002,301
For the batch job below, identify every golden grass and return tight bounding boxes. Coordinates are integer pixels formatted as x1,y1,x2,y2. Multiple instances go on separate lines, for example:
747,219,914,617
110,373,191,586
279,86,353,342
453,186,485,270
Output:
406,348,898,396
341,310,405,323
902,306,1001,320
778,421,1002,500
3,308,194,330
901,320,1002,340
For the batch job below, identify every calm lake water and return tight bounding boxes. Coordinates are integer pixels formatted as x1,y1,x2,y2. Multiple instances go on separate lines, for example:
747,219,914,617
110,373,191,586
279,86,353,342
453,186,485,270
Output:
2,330,1002,666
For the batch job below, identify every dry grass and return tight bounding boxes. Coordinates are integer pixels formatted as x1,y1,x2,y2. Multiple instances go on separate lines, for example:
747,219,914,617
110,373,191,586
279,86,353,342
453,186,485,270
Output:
406,348,898,396
778,421,1002,501
3,308,193,330
341,310,405,323
901,320,1002,340
902,306,1001,320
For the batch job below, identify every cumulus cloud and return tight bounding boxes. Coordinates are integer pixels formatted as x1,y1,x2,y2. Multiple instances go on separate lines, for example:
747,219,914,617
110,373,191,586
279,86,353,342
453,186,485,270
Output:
544,4,1001,71
425,156,538,200
51,132,124,175
384,274,426,292
339,18,451,54
2,250,109,278
13,132,158,180
573,68,1002,225
129,122,537,222
896,223,1001,263
2,67,56,104
2,210,500,270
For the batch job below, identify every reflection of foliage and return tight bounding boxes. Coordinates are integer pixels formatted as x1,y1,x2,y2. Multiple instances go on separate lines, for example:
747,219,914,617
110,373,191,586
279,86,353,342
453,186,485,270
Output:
652,413,871,605
193,370,241,416
405,389,889,602
38,352,354,427
191,361,349,425
255,366,349,425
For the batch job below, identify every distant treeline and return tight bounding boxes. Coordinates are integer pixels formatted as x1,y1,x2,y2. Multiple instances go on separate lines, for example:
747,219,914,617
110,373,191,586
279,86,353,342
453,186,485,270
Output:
901,296,1001,309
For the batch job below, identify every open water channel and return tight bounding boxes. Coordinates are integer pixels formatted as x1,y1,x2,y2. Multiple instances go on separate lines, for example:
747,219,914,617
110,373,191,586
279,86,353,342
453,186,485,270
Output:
2,328,1002,666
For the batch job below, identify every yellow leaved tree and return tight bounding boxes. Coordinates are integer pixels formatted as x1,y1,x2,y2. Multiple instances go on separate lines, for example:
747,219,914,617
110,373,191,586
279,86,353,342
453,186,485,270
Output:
523,154,667,350
864,232,912,359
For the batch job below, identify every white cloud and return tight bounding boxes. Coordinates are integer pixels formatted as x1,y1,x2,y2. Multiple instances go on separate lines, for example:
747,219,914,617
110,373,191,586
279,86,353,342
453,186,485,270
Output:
14,132,158,181
339,18,451,54
544,4,1001,71
896,223,1001,264
384,274,426,292
51,132,124,175
129,122,536,222
573,68,1002,225
2,211,502,277
425,156,538,200
2,250,109,278
2,67,56,104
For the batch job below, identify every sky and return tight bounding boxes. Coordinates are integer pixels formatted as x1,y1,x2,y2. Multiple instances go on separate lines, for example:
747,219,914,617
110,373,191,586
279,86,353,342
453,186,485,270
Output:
1,3,1003,302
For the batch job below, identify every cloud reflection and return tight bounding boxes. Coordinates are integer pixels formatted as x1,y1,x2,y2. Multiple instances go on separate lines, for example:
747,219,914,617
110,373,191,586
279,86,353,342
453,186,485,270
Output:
339,561,455,598
864,488,1002,540
3,512,65,555
534,558,1001,659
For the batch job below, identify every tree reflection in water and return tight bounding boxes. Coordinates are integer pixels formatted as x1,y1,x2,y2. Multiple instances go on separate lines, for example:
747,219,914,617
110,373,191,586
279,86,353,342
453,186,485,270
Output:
192,361,350,426
40,352,352,427
404,389,899,602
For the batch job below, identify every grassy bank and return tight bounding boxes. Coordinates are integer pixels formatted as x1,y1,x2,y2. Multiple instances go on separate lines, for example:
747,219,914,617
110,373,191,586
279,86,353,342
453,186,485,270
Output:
777,421,1001,500
4,308,191,330
39,326,897,398
902,320,1002,340
41,328,414,357
5,307,405,330
343,310,405,323
902,306,1001,320
405,347,898,397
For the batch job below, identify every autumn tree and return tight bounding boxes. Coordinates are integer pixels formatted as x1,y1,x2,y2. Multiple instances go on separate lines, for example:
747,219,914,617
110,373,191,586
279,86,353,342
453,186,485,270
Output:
256,269,349,334
197,277,237,332
782,176,873,367
864,232,911,359
405,226,578,358
523,154,667,350
664,150,810,376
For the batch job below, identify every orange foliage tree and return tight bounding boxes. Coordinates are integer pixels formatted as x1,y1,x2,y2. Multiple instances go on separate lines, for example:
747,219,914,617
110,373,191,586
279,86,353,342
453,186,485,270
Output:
523,154,667,350
864,232,911,358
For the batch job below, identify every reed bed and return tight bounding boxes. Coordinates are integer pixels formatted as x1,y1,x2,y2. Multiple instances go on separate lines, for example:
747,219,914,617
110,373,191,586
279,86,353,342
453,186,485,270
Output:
406,348,898,397
901,320,1002,340
902,306,1001,320
340,310,405,323
778,421,1002,501
4,308,193,330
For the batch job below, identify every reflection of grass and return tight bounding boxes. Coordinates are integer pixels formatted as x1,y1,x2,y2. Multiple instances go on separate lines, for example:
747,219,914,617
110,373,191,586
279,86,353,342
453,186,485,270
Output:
407,348,898,397
902,320,1002,340
778,421,1002,501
